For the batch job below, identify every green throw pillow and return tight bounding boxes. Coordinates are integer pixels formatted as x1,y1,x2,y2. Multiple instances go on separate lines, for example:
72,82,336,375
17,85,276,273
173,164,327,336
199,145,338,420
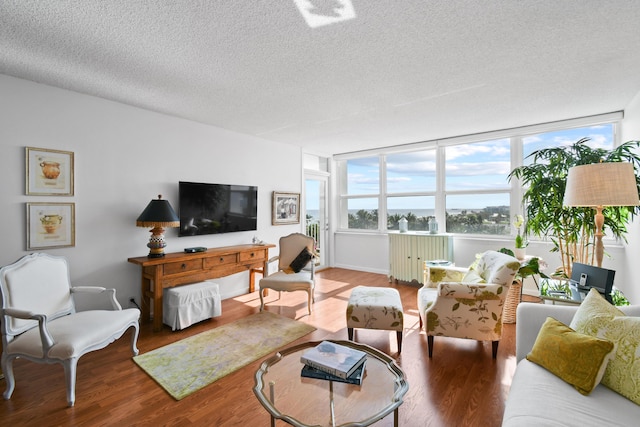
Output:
461,269,484,284
527,317,614,395
570,289,640,405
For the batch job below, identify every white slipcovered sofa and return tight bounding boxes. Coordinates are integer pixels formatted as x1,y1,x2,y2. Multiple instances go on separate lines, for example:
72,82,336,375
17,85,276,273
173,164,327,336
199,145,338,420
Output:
502,301,640,426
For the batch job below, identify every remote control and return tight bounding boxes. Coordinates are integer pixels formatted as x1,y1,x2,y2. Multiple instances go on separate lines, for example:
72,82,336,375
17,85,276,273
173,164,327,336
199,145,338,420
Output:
184,247,207,253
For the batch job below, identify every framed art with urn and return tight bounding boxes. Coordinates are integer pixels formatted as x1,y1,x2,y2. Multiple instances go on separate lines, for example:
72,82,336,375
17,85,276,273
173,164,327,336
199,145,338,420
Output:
26,202,76,250
26,147,74,196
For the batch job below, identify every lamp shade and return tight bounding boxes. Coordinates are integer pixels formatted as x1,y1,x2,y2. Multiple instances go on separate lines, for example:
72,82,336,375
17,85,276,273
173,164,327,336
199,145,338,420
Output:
563,162,640,207
136,195,180,227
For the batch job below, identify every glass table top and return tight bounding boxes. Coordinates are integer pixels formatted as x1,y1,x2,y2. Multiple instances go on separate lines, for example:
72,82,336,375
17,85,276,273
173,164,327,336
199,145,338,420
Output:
253,340,409,427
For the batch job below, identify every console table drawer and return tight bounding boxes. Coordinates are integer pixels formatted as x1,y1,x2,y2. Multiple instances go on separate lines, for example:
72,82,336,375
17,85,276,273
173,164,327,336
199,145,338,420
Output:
204,254,237,268
164,259,203,275
239,250,266,262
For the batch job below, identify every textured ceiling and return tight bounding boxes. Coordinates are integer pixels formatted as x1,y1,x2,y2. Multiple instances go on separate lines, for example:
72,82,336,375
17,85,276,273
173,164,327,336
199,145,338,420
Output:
2,1,640,155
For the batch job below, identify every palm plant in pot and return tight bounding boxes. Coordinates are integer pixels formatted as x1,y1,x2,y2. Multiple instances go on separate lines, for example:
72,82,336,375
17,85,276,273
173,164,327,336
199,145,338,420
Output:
508,138,640,278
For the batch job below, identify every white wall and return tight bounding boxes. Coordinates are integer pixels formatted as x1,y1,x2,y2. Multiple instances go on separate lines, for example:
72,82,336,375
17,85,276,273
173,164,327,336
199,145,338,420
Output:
0,75,304,306
621,92,640,304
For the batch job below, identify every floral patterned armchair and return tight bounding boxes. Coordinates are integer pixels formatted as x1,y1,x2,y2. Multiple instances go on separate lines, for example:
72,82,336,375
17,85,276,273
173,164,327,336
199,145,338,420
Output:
417,250,520,358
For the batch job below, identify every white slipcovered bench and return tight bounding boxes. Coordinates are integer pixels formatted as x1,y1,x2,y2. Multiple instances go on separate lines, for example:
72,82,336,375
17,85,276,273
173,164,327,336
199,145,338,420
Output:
163,280,221,331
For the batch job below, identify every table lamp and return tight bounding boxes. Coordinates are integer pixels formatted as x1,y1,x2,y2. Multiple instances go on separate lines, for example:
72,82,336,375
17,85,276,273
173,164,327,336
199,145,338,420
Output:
563,162,640,267
136,194,180,258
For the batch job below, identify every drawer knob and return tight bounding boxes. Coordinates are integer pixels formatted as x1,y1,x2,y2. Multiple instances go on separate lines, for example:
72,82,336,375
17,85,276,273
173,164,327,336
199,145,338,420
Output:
181,263,186,269
250,252,255,257
220,257,224,262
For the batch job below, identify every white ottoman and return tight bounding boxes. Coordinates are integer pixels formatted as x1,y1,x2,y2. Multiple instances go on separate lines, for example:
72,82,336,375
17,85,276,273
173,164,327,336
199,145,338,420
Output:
163,280,222,331
346,286,404,353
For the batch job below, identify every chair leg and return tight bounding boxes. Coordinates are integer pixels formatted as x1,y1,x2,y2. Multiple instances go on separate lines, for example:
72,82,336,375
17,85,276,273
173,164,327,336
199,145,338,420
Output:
492,340,499,359
348,327,354,341
307,289,312,315
63,357,79,407
427,335,434,358
396,331,403,353
419,313,423,329
259,287,266,311
1,355,16,400
130,323,140,356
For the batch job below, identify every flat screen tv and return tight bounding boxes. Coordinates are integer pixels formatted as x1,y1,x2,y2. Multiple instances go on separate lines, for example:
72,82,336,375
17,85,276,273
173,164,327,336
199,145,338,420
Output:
178,181,257,236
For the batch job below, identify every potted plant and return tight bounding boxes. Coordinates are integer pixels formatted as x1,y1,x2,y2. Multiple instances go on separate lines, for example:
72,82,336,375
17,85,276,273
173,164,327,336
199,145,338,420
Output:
508,138,640,277
513,214,527,260
498,248,548,282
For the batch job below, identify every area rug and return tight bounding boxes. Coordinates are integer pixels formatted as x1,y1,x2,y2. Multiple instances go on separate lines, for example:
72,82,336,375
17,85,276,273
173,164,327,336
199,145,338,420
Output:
133,311,316,400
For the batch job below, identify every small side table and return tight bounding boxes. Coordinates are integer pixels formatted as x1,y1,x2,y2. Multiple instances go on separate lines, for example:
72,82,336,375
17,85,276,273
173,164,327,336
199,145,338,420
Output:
539,278,583,305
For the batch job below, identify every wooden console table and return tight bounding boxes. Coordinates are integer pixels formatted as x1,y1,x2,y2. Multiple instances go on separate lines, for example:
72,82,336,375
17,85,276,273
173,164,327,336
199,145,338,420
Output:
128,243,274,332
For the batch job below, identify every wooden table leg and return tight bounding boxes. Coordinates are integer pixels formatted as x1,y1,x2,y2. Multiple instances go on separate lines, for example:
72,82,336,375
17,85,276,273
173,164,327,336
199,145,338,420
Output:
140,276,151,324
153,268,163,332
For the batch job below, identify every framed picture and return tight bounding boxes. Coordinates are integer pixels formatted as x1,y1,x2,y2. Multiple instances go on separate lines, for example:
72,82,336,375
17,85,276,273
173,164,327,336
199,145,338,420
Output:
26,203,76,250
26,147,74,196
272,192,300,225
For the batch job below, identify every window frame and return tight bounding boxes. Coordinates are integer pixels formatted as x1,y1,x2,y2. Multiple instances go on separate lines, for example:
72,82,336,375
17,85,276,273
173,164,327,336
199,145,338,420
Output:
335,112,622,236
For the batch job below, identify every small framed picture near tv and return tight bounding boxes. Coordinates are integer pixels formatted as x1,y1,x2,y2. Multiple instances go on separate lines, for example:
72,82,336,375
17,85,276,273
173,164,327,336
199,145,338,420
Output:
272,192,300,225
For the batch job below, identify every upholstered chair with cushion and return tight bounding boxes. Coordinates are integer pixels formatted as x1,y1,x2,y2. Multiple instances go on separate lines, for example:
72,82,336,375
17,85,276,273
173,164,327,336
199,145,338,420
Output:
259,233,316,315
417,250,520,358
0,253,140,406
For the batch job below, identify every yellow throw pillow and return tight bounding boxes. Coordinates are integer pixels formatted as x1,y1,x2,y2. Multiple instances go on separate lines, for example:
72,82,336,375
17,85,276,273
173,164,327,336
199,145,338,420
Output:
527,317,614,395
569,290,640,405
595,316,640,405
570,288,624,333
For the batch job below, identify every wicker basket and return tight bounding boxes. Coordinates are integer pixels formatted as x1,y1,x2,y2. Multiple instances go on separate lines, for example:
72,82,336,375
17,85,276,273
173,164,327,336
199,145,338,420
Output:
502,279,522,324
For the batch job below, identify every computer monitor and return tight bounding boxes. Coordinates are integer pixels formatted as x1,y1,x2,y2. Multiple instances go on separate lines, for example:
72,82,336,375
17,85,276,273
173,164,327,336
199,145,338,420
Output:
569,262,615,303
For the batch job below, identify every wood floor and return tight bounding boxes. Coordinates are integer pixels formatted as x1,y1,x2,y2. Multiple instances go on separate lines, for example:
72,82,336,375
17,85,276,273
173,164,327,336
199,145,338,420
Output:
0,268,522,426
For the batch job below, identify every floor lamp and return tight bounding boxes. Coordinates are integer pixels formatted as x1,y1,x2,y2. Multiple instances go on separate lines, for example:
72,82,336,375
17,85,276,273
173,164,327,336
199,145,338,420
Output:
563,162,640,267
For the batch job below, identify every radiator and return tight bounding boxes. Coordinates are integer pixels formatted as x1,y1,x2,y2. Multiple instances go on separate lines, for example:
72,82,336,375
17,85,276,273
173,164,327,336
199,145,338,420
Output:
389,233,453,283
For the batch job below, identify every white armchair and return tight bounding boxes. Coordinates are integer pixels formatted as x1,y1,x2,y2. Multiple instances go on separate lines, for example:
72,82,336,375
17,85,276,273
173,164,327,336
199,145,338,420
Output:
0,253,140,406
417,250,520,358
259,233,316,315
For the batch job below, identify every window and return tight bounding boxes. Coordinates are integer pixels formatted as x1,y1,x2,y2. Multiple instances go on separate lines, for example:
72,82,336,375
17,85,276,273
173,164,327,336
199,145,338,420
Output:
339,157,379,230
523,123,614,162
386,150,436,231
446,194,510,235
445,139,511,235
336,115,619,237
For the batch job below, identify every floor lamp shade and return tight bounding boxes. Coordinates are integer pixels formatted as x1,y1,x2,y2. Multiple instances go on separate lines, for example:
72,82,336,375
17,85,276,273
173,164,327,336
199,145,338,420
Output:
563,162,639,208
563,162,640,267
136,195,180,258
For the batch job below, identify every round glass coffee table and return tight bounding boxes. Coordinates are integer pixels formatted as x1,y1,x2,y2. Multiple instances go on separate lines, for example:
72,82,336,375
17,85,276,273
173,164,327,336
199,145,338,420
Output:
253,340,408,427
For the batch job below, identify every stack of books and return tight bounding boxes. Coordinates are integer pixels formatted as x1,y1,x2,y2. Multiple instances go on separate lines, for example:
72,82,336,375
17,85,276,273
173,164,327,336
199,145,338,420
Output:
300,341,367,385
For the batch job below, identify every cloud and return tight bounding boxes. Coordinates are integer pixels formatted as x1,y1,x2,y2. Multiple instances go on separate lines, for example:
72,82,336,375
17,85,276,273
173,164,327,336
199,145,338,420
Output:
445,139,510,160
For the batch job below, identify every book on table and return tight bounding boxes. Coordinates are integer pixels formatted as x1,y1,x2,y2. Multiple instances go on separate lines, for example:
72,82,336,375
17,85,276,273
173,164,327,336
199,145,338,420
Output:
300,341,367,379
301,360,366,386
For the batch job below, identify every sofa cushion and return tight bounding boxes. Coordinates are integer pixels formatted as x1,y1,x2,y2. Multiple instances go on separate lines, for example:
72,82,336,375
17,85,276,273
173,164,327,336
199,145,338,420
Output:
570,289,640,405
503,359,640,427
526,317,614,395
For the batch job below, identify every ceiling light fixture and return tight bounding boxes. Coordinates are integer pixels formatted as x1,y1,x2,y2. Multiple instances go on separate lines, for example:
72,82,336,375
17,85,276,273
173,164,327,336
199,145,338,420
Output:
293,0,356,28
